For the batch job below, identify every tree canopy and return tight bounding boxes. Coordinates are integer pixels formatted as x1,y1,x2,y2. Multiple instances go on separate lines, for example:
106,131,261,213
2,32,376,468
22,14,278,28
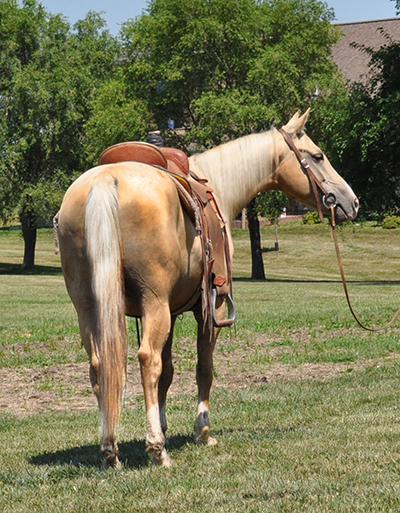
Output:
3,0,398,269
321,34,400,219
121,0,342,147
0,1,120,266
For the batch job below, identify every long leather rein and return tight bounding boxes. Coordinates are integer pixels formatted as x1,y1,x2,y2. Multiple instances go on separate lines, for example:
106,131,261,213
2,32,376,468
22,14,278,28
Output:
329,206,400,331
279,128,400,332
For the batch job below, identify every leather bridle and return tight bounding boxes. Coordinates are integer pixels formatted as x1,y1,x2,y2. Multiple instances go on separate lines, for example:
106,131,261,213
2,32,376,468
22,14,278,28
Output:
279,128,337,222
279,127,400,331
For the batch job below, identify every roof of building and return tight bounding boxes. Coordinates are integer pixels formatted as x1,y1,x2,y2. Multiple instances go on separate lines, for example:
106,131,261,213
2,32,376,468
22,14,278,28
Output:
331,18,400,83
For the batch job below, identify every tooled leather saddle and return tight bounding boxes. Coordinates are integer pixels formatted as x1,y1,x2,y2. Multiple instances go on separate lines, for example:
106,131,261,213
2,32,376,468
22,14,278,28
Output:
98,141,235,329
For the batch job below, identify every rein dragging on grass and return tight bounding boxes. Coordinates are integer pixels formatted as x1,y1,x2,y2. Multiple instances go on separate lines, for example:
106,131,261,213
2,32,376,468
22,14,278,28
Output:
329,205,400,332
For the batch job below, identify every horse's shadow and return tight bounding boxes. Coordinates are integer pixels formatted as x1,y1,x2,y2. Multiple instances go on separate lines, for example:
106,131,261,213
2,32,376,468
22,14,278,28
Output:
29,433,193,469
0,262,61,275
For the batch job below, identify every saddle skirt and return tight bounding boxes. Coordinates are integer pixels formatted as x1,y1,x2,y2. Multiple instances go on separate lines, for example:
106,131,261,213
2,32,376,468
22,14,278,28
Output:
98,141,234,329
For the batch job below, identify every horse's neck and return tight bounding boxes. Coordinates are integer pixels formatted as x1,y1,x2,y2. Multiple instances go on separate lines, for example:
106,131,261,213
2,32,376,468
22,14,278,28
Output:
189,129,279,222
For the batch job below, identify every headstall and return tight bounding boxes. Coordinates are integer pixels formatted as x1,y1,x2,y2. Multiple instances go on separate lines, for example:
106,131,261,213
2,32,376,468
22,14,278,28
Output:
278,128,337,222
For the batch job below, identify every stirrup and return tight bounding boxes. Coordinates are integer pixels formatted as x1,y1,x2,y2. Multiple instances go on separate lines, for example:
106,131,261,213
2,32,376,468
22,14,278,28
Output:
212,289,236,328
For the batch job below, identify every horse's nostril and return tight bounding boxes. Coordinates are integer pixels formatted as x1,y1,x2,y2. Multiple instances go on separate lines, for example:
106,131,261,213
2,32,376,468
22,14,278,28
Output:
354,197,359,210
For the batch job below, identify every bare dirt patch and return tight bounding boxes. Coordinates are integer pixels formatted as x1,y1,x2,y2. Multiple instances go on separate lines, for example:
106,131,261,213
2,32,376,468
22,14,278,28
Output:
0,338,393,418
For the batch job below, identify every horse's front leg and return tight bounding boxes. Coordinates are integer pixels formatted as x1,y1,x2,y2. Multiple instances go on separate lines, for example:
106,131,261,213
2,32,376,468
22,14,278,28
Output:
138,304,174,467
193,298,224,446
158,316,176,436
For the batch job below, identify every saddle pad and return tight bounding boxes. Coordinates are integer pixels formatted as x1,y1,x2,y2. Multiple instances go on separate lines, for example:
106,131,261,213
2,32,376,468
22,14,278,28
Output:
99,141,168,168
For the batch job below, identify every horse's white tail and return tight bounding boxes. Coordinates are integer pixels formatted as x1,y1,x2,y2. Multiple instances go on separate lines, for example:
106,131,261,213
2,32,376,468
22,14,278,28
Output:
84,174,127,462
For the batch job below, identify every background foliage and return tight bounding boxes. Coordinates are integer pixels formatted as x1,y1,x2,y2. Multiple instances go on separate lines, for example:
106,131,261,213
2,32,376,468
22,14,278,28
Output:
1,0,399,266
0,1,120,266
320,35,400,220
121,0,342,147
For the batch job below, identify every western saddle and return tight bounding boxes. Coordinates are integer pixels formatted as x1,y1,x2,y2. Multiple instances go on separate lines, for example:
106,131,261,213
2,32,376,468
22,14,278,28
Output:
98,141,235,329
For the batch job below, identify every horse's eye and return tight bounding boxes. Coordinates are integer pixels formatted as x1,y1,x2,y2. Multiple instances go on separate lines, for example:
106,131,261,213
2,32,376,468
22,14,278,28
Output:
312,153,324,162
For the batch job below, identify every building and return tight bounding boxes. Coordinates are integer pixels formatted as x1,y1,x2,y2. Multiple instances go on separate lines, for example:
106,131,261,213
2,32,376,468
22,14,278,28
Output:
331,18,400,83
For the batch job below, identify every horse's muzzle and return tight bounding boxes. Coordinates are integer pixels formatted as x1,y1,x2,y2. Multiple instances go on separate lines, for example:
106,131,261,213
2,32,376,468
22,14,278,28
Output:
334,196,359,222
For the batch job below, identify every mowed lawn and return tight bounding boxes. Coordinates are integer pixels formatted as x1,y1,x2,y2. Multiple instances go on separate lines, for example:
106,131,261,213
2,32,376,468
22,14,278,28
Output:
1,221,400,512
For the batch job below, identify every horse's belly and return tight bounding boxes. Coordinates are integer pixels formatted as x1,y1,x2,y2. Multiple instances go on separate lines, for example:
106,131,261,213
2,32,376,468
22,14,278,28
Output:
123,228,203,318
123,273,202,317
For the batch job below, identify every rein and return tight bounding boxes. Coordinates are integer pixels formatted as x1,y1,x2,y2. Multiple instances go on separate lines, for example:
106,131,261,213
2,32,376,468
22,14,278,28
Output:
330,206,400,331
279,127,400,332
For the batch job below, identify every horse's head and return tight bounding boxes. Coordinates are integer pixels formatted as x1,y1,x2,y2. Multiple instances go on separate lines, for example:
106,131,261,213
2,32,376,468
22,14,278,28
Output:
274,110,359,223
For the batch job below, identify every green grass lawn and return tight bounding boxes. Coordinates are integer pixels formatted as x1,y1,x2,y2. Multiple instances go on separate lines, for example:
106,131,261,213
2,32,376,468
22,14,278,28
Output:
2,367,400,512
1,221,400,511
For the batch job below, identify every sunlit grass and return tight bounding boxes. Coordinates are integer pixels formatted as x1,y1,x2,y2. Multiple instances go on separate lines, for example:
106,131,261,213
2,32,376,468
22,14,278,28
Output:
2,223,400,510
2,223,400,366
1,365,400,512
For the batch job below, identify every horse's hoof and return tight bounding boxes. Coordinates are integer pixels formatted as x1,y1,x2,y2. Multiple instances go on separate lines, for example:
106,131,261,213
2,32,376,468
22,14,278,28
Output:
206,435,218,446
152,448,174,468
195,426,218,446
102,454,121,469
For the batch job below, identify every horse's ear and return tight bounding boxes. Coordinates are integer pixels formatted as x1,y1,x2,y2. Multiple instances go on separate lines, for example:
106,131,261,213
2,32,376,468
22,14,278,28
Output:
283,108,310,136
286,110,301,125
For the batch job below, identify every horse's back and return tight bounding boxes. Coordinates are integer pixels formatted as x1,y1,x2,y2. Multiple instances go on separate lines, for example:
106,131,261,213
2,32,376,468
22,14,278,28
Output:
60,162,185,240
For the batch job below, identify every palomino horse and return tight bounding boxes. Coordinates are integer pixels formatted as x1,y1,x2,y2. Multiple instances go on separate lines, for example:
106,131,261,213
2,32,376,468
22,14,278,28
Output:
57,111,358,467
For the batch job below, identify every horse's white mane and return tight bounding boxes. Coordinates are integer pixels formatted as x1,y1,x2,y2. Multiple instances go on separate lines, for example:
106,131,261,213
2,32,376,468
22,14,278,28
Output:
189,127,279,221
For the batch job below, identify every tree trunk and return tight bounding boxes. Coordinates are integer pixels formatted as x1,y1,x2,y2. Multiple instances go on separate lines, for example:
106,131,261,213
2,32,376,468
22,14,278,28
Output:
20,211,37,269
274,222,279,251
247,198,265,280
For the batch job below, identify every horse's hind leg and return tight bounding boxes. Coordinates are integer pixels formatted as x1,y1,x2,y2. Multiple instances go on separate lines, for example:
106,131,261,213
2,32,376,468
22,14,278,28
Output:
158,316,176,436
138,304,174,467
77,311,122,468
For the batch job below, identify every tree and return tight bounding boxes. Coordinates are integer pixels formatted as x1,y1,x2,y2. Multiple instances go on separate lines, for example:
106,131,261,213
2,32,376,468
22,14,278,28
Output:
0,2,119,267
257,190,287,249
247,198,266,280
247,191,287,279
321,34,400,219
122,0,342,146
83,75,151,165
121,0,345,277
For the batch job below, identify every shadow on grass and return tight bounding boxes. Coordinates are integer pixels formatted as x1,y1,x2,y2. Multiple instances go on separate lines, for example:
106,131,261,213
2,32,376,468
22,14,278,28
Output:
29,433,193,469
0,262,62,275
261,247,283,254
